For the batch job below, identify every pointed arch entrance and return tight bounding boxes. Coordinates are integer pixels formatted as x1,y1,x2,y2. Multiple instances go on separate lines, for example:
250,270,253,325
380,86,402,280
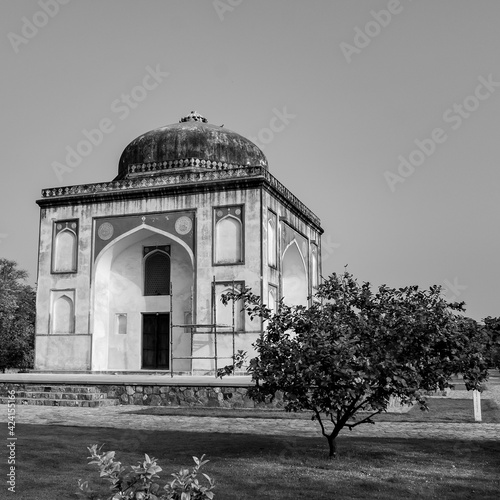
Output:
282,240,308,306
91,225,194,371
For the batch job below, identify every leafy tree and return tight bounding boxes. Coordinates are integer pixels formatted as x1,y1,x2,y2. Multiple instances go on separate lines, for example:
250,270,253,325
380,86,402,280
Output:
0,259,35,372
220,271,490,457
483,316,500,370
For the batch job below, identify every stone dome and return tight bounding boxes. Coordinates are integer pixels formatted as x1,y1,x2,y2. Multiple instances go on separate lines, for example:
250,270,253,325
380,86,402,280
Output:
117,111,268,179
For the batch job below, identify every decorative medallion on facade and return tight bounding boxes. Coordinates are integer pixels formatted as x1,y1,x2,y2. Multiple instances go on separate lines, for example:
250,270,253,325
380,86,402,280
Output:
175,216,192,235
54,220,78,236
93,211,196,262
179,111,208,123
214,206,243,223
97,222,114,241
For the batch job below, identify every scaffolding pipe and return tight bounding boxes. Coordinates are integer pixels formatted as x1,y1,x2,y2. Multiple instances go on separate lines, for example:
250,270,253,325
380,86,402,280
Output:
168,278,237,377
170,282,173,378
232,279,236,373
212,276,218,377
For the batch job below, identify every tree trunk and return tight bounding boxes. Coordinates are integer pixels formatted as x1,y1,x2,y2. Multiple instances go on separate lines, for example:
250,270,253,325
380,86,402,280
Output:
327,435,337,458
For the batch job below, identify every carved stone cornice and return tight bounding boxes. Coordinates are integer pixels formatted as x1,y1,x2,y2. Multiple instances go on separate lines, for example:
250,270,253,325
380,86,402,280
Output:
38,166,322,230
127,158,249,176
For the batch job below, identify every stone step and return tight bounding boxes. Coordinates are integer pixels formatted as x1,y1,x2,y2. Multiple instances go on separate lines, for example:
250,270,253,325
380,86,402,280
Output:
21,385,103,393
0,397,119,408
13,391,110,400
0,384,120,408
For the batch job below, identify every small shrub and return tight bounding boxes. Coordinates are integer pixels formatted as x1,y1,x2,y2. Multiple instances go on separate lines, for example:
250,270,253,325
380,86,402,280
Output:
77,444,215,500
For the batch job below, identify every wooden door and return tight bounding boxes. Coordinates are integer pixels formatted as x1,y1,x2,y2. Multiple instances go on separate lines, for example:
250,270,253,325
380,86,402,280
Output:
142,313,169,369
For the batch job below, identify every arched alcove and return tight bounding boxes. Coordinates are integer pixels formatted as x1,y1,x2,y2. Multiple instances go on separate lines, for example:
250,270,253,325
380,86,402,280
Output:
215,216,242,263
268,285,278,315
91,225,193,371
53,229,77,272
215,283,244,331
267,214,277,267
52,295,74,334
144,250,171,296
311,245,318,289
282,241,308,306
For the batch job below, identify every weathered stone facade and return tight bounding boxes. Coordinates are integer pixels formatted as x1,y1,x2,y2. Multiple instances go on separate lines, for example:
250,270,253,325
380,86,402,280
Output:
35,113,323,375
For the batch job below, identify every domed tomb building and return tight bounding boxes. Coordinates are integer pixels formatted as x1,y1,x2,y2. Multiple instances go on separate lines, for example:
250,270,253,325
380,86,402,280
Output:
35,112,323,373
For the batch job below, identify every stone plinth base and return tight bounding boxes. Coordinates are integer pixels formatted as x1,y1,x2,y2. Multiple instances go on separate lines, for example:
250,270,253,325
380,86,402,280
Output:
0,382,283,409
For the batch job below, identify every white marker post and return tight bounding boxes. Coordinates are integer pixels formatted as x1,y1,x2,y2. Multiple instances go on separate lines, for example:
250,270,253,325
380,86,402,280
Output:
473,390,482,422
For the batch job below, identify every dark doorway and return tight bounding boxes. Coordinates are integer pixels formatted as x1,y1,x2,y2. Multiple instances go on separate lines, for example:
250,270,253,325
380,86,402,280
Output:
142,313,170,369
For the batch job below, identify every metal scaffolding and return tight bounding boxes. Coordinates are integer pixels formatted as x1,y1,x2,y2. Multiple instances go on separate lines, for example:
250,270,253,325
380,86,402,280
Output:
169,277,236,377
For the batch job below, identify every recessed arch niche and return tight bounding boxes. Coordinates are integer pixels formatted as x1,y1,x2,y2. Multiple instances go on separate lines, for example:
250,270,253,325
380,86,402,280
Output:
282,240,308,306
50,290,75,334
91,225,194,371
215,215,242,264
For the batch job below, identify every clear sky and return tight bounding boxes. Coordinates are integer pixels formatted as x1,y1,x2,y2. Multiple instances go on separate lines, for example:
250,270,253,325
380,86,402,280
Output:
1,0,499,321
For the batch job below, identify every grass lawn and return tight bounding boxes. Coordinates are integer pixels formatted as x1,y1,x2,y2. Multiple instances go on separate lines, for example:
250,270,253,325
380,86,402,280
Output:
7,423,500,500
129,397,500,423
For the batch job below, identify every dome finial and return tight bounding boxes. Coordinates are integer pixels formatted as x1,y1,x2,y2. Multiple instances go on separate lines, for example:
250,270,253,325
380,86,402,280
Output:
179,111,208,123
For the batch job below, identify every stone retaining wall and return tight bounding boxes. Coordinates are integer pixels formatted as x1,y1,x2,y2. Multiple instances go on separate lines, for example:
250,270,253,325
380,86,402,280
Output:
0,383,284,409
0,383,418,411
105,385,278,407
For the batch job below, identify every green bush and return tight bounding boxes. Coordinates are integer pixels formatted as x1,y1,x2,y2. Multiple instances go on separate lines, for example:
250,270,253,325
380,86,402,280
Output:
78,444,215,500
